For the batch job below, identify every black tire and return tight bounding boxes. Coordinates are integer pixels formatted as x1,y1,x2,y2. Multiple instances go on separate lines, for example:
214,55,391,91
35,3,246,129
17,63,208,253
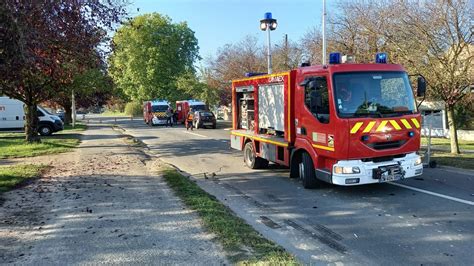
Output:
243,142,269,169
299,152,319,189
212,124,217,129
289,152,300,179
38,125,53,136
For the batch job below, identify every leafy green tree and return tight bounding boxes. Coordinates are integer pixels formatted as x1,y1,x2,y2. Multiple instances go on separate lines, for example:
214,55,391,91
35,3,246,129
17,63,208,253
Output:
176,69,219,107
109,13,200,102
0,0,126,142
50,66,114,125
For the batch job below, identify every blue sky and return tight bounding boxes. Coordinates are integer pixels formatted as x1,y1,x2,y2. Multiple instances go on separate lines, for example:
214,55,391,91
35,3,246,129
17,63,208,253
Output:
129,0,326,62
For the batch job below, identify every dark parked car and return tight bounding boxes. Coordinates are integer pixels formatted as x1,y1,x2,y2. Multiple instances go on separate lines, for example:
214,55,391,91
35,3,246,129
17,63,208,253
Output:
193,111,217,129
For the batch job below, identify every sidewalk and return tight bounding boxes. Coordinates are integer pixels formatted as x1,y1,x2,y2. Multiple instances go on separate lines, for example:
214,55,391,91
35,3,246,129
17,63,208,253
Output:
0,124,227,264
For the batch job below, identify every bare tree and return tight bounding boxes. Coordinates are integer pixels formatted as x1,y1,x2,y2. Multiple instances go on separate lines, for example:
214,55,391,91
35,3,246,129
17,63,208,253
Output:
206,35,266,105
304,0,472,154
272,34,305,71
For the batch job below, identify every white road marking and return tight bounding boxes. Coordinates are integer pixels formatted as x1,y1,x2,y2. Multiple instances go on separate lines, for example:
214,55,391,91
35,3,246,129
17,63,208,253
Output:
390,182,474,206
223,128,232,131
182,131,207,138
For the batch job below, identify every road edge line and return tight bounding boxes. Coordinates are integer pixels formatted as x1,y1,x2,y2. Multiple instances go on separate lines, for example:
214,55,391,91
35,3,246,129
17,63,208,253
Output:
182,130,207,138
389,182,474,206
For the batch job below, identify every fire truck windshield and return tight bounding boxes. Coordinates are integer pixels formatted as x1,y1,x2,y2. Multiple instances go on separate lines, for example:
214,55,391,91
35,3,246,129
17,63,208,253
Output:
190,104,206,111
333,71,416,118
152,105,168,112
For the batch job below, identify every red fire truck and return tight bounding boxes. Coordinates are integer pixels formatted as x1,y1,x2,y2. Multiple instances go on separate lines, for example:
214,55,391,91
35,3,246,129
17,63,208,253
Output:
143,100,170,126
175,99,207,124
230,53,426,188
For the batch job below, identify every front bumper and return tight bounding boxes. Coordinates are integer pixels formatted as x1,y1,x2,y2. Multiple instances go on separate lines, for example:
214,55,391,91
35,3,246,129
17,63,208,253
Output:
329,152,423,186
53,120,64,132
152,117,167,125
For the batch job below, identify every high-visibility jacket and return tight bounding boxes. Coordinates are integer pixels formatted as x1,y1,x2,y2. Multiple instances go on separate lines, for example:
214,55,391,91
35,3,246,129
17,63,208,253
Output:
187,112,194,121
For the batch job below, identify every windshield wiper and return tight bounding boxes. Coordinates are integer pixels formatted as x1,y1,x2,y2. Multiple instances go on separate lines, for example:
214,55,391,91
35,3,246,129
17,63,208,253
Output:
383,111,414,117
353,112,383,118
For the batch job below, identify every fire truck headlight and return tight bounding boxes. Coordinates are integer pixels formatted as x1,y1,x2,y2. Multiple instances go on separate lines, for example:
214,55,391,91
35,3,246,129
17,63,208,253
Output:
415,157,422,166
334,166,360,174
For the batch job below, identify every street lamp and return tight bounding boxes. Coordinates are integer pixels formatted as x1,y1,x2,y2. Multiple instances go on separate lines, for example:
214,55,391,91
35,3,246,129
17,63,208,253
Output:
260,12,277,74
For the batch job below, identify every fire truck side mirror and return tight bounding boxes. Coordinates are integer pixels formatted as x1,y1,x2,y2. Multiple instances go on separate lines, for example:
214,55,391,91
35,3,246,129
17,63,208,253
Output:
416,76,426,97
299,79,310,87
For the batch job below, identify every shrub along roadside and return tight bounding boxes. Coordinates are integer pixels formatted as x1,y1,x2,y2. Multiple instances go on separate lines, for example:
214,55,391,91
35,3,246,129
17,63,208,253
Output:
0,164,47,193
162,168,297,264
124,101,143,117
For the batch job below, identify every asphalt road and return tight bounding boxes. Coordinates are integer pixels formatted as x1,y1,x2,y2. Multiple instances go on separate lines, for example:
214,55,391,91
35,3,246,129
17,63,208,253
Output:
90,116,474,265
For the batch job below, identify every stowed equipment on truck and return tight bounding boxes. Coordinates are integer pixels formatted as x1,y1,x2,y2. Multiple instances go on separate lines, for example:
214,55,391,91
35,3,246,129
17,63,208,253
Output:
230,53,426,188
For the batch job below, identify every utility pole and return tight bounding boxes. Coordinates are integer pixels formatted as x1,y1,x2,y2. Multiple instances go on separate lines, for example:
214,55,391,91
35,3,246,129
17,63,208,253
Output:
266,27,272,74
284,33,289,69
260,12,278,74
322,0,327,65
71,90,76,127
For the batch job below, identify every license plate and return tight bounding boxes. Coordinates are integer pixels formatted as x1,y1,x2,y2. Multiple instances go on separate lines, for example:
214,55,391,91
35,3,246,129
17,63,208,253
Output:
377,165,404,182
203,122,213,126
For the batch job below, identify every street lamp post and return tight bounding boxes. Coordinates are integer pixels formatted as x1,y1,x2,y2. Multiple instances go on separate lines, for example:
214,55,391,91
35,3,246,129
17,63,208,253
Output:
260,12,277,74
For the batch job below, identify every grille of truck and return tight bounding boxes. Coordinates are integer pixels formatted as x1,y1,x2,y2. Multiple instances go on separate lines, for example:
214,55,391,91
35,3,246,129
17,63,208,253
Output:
366,140,406,150
361,154,406,163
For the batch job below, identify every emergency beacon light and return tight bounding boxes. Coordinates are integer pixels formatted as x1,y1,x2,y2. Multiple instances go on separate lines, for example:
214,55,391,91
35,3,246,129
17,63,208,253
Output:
329,52,341,64
375,53,388,64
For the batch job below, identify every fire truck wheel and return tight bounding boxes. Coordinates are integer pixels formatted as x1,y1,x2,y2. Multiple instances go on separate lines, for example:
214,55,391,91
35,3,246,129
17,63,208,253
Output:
299,152,319,189
244,142,268,169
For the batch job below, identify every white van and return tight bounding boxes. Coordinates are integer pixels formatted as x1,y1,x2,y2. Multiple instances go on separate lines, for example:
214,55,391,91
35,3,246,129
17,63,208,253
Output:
0,97,64,136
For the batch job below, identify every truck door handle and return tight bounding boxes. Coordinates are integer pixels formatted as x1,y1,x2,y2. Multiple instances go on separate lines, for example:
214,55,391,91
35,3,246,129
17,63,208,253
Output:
301,126,307,135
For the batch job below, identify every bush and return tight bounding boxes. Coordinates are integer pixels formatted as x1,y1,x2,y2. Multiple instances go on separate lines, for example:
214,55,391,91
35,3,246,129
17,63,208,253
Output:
124,101,142,116
455,99,474,130
105,96,126,112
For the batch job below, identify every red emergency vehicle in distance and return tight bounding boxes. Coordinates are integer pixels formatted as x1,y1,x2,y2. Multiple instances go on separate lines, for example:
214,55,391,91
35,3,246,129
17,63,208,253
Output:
175,99,207,124
230,52,426,188
143,99,170,126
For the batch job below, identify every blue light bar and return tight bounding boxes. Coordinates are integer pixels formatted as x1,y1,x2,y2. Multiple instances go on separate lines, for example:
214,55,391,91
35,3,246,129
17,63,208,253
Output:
375,53,388,64
245,72,267,77
329,52,341,64
264,12,272,19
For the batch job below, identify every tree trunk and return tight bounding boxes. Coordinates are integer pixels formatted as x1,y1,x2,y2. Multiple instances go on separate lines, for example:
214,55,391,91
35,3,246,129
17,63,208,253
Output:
446,105,460,154
24,103,40,143
64,103,72,126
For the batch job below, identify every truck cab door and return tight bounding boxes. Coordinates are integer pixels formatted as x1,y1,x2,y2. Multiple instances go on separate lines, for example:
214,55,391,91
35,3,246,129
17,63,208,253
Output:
296,75,336,167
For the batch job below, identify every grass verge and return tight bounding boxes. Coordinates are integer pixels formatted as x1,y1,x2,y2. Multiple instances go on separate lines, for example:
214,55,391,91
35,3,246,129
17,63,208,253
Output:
63,122,87,131
162,168,297,264
421,137,474,151
425,151,474,170
0,132,80,159
0,164,46,193
100,110,129,117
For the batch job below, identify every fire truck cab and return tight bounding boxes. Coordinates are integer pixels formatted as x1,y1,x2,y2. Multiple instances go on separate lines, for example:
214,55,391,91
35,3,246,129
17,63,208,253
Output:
143,100,170,126
176,99,207,124
231,53,425,188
